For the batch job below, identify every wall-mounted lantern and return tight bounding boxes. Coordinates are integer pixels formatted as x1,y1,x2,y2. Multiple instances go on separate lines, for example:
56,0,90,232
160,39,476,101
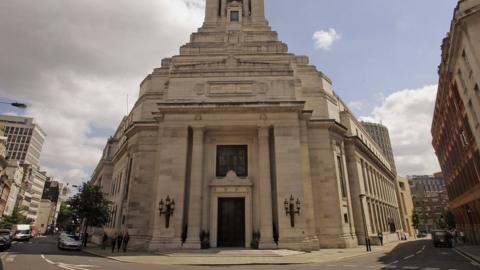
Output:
284,195,301,227
159,196,175,228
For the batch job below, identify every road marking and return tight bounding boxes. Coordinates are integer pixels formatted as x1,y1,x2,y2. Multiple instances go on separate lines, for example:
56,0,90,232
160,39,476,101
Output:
416,250,423,254
391,260,400,264
5,255,16,262
453,248,480,266
40,254,98,270
344,265,357,267
402,267,419,269
422,268,439,270
383,266,396,269
403,255,415,260
41,254,55,264
57,264,79,270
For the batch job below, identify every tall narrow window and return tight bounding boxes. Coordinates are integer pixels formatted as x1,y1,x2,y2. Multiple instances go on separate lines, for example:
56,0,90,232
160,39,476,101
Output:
460,129,469,146
230,11,239,22
475,84,480,107
216,145,248,177
337,156,347,198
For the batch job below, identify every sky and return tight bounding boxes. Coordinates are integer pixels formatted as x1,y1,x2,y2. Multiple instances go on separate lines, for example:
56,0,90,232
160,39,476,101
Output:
0,0,458,185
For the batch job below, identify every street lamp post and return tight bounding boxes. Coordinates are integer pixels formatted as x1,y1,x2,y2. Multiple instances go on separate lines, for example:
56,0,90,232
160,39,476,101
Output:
0,101,27,109
359,194,371,252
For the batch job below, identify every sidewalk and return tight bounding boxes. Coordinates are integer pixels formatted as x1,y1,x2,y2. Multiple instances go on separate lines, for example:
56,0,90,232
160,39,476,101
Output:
454,245,480,264
83,241,402,265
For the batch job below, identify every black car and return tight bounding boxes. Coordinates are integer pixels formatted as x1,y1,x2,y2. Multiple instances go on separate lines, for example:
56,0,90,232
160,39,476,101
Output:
0,229,12,250
432,230,453,248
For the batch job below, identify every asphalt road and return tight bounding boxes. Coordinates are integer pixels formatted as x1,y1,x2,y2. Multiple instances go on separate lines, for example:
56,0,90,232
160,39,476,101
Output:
1,236,478,270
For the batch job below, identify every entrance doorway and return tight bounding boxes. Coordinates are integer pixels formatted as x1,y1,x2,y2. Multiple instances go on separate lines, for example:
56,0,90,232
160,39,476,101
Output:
217,198,245,247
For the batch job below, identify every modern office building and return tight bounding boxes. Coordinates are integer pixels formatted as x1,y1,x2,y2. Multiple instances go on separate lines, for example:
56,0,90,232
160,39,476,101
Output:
90,0,402,251
409,174,450,233
0,115,46,168
361,122,397,173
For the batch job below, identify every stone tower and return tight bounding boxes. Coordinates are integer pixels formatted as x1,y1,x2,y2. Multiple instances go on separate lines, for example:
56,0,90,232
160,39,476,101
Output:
91,0,402,252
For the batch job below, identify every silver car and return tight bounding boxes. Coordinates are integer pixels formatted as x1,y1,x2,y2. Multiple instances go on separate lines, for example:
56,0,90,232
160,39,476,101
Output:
58,234,82,250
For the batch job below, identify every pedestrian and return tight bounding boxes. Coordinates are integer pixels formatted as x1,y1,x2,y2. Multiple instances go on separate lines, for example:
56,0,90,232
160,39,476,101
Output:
378,232,384,246
102,232,108,250
83,232,89,247
122,231,129,252
117,232,123,252
111,233,117,253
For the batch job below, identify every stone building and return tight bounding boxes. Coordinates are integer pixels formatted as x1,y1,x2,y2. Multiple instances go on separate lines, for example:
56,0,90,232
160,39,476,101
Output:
35,180,62,234
0,128,9,215
2,161,24,217
90,0,402,251
431,0,480,244
409,174,449,233
397,176,415,237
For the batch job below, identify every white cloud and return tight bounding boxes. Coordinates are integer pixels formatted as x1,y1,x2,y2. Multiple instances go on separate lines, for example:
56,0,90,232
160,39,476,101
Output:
348,100,368,112
360,85,441,176
313,28,341,50
0,0,204,185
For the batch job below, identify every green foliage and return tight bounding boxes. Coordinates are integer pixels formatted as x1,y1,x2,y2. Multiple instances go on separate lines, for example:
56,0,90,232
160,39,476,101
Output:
412,211,420,230
68,183,110,231
56,202,74,229
0,206,34,229
446,210,456,229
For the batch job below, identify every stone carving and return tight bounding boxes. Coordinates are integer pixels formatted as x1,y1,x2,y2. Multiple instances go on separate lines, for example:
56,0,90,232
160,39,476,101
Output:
257,82,268,94
208,82,254,96
194,83,206,95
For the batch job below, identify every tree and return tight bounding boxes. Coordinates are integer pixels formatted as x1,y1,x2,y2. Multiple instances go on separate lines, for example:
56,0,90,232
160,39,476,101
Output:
446,210,456,230
68,183,110,235
56,202,74,230
412,211,420,230
0,206,34,229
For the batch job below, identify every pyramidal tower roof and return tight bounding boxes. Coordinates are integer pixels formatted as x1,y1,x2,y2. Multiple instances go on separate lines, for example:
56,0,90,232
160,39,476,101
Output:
178,0,289,56
140,0,339,122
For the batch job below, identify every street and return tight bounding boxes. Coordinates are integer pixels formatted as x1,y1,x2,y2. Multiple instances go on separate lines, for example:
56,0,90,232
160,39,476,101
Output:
1,237,478,270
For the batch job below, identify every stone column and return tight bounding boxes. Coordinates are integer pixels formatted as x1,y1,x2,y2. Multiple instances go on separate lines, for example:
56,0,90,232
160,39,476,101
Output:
257,126,276,248
250,0,265,22
204,0,219,23
243,0,250,16
221,0,227,17
184,127,204,249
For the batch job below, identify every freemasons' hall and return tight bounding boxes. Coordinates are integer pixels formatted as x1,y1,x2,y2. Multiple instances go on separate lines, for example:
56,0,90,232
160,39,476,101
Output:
90,0,403,251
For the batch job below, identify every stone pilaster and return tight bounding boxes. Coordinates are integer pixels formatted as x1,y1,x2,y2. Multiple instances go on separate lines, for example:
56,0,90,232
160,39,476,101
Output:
184,127,204,249
204,0,219,24
257,126,276,249
251,0,266,22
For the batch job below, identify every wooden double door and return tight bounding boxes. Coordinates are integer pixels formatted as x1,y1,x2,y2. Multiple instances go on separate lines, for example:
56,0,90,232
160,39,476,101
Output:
217,198,245,247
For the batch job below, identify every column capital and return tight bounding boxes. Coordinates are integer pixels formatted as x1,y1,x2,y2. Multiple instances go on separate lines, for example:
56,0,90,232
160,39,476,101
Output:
257,125,270,137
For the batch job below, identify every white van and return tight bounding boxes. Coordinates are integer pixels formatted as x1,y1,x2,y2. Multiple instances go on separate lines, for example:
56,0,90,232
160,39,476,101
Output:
12,224,31,241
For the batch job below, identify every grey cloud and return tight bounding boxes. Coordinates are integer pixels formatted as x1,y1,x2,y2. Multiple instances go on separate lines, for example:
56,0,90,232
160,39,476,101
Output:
0,0,204,184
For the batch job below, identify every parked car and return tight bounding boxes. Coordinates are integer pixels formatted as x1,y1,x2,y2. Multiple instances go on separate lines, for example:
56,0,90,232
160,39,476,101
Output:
0,229,12,250
12,224,31,241
432,230,453,248
58,233,82,250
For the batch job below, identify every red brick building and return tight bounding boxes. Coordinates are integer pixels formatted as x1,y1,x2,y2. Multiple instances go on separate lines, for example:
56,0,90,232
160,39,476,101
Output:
431,0,480,244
